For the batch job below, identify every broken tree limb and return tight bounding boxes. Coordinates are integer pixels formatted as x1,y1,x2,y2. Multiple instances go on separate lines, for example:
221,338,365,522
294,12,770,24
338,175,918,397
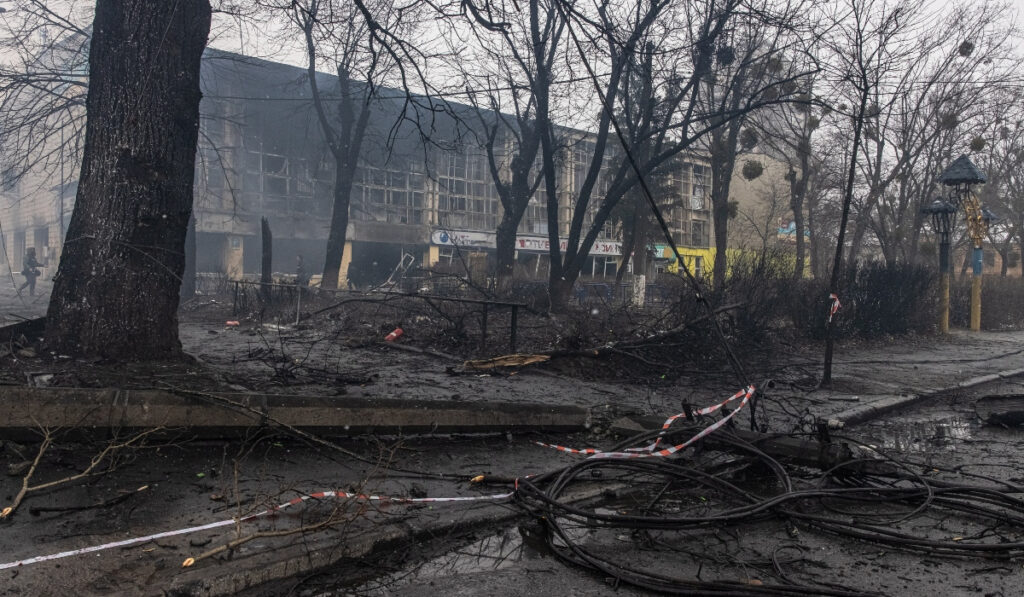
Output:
542,302,746,362
1,427,161,520
463,354,551,370
974,394,1024,426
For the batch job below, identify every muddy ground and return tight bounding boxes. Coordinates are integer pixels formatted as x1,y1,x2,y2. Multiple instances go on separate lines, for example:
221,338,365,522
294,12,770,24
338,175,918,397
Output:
2,379,1023,596
3,285,1024,595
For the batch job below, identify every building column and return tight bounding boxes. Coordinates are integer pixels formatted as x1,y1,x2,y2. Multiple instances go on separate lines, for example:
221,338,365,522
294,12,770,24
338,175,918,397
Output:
338,240,354,288
423,245,439,268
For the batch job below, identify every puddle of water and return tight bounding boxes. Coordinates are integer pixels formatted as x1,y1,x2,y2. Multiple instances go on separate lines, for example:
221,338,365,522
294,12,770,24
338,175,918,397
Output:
866,417,974,453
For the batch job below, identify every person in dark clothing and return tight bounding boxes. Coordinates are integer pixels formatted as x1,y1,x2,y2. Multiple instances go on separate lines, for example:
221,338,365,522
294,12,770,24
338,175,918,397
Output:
295,254,309,287
346,262,359,290
19,248,42,296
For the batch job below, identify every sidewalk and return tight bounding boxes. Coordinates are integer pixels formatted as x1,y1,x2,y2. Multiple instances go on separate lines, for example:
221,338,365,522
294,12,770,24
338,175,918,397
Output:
803,329,1024,425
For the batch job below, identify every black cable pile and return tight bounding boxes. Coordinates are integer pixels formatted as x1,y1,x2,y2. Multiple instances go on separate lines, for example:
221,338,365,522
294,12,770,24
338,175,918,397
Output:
512,428,1024,596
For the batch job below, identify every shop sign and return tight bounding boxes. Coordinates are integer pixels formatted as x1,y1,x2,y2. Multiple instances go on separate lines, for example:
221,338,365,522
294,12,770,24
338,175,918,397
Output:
432,230,622,256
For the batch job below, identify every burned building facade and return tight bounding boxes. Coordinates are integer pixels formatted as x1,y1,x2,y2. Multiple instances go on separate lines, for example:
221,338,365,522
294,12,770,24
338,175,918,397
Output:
2,50,716,288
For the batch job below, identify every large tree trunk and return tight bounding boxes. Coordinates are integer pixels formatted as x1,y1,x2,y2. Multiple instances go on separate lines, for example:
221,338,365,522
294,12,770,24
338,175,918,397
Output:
711,149,737,290
45,0,211,359
321,163,355,289
495,206,523,288
615,223,637,286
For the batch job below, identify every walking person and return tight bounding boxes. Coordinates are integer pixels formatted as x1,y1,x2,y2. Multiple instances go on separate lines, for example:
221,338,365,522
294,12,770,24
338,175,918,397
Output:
18,247,42,296
295,254,310,287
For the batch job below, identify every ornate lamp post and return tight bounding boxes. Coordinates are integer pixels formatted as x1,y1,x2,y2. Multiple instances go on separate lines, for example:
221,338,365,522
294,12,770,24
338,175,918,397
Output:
922,198,957,333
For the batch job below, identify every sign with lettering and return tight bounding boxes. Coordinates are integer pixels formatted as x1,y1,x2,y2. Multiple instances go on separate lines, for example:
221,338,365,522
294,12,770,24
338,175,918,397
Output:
432,230,623,256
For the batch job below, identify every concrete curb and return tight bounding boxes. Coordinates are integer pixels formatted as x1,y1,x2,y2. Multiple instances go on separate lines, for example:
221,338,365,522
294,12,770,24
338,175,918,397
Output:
0,387,590,437
829,366,1024,427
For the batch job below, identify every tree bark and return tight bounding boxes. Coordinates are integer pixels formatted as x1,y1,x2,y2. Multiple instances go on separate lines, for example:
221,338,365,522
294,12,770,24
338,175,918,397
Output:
789,164,808,281
45,0,211,359
317,65,370,290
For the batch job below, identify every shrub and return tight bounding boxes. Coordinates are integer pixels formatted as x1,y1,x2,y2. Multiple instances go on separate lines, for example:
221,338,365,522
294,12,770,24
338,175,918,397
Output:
788,262,938,339
951,276,1024,330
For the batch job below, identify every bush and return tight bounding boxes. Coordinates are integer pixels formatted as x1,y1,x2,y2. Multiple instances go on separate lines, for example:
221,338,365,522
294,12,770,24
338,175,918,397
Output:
715,249,792,341
951,276,1024,330
787,262,937,339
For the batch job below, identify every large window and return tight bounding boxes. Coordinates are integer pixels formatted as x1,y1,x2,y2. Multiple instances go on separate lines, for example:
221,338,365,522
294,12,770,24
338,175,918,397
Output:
234,132,329,217
437,151,499,230
690,220,709,247
690,164,708,211
354,165,426,225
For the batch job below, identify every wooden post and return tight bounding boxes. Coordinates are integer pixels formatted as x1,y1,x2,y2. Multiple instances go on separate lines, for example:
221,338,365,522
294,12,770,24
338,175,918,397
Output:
970,246,982,332
510,305,518,353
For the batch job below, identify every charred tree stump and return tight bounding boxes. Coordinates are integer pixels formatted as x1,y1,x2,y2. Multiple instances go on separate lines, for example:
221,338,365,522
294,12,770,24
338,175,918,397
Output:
260,217,273,303
44,0,212,359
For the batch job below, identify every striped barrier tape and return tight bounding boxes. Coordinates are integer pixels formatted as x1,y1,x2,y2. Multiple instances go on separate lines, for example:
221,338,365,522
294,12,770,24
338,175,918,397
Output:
624,387,748,453
0,487,516,571
537,385,757,460
828,293,841,323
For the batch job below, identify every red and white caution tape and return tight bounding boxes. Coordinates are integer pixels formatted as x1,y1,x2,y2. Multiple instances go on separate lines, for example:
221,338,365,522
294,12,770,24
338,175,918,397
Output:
625,387,749,453
828,293,841,323
537,385,757,460
0,487,515,571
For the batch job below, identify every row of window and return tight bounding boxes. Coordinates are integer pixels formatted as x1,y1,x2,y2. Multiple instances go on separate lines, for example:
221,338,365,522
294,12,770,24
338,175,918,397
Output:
199,143,712,245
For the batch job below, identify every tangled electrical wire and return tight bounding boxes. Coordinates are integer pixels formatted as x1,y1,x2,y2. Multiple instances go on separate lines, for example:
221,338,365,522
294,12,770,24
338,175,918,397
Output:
509,420,1024,596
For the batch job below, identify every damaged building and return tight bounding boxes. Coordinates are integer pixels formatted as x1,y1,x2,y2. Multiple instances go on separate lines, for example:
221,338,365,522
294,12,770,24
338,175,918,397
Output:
1,49,785,289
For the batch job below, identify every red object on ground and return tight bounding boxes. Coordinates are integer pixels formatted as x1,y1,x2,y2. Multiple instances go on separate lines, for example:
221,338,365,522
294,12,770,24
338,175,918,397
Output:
225,321,240,327
384,327,403,342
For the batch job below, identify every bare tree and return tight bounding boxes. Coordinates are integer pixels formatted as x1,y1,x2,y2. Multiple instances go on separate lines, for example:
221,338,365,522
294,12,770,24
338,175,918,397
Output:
0,1,90,195
699,9,813,289
975,90,1024,275
277,0,410,290
455,0,561,288
533,0,811,310
755,72,830,280
820,0,922,383
848,1,1016,264
45,0,211,358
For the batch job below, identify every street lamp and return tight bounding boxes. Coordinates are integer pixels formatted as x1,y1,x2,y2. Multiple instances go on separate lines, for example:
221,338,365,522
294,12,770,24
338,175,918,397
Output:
922,198,957,333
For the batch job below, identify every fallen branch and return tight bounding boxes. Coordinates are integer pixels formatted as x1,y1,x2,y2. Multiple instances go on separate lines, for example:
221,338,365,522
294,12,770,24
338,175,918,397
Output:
544,302,746,360
182,506,351,568
1,427,161,519
29,484,149,516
